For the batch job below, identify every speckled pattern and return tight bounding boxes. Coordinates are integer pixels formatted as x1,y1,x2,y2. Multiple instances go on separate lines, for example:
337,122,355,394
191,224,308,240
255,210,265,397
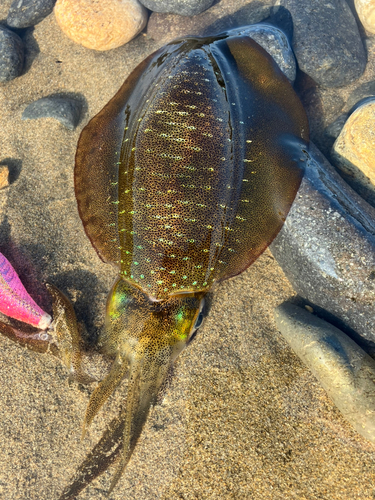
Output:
75,34,308,300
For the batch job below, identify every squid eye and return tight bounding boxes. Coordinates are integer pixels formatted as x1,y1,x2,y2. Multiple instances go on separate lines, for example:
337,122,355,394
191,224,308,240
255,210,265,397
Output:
194,310,204,330
188,298,205,344
194,298,205,330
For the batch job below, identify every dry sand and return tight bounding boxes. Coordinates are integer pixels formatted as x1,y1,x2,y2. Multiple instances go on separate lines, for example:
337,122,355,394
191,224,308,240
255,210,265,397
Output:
0,4,375,500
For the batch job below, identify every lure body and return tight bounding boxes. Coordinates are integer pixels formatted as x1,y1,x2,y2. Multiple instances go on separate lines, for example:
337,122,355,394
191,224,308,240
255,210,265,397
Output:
0,251,51,329
69,28,309,495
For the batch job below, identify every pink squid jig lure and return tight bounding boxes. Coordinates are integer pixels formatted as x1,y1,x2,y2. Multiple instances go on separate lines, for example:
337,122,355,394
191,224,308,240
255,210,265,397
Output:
0,251,51,330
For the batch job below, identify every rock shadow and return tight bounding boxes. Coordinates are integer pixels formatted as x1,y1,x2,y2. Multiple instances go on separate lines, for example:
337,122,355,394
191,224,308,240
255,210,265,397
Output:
14,26,40,75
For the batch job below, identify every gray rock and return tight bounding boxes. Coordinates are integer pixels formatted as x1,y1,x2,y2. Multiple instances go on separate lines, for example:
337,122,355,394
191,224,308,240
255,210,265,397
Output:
228,23,296,83
270,143,375,344
0,25,24,82
7,0,55,28
22,96,82,130
274,0,366,87
139,0,214,16
275,302,375,444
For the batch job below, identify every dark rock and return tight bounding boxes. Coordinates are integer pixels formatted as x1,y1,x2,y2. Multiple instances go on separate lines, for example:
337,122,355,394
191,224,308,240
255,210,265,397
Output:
139,0,214,16
22,96,82,130
7,0,55,28
275,302,375,444
270,143,375,344
275,0,366,87
0,26,24,82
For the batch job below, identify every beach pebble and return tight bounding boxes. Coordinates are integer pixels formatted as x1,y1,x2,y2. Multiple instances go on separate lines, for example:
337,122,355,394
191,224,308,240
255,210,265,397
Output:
270,143,375,344
22,96,82,130
7,0,56,28
275,302,375,444
0,26,24,82
0,167,9,189
139,0,214,16
54,0,147,51
331,100,375,208
274,0,366,87
354,0,375,33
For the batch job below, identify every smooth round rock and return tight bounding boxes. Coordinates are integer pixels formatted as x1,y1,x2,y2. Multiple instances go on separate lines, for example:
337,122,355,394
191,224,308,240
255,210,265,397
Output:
270,143,375,344
332,100,375,208
139,0,214,16
0,26,24,82
275,302,375,444
274,0,366,87
7,0,56,28
54,0,148,51
355,0,375,33
22,96,82,130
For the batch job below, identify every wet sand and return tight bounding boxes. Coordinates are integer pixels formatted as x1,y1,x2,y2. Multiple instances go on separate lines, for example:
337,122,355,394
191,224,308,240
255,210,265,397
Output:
1,5,375,500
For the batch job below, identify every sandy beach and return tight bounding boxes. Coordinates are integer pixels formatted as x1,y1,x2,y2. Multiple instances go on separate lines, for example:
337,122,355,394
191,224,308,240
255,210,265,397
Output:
1,3,375,499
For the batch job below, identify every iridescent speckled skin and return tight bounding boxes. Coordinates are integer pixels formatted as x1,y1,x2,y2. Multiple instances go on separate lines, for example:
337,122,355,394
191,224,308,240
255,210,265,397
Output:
70,31,309,495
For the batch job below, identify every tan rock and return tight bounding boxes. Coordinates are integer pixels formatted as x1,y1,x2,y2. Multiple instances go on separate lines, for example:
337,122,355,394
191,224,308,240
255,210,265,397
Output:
54,0,147,51
332,100,375,207
0,166,9,189
355,0,375,34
